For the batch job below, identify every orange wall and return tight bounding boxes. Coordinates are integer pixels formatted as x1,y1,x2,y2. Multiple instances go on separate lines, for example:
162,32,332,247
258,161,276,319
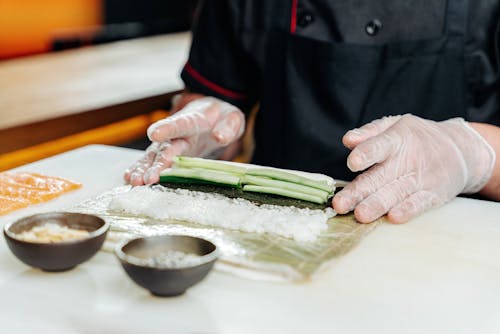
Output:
0,0,102,59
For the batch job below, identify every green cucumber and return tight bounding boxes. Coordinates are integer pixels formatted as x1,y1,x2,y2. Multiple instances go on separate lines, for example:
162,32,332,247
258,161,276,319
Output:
242,185,326,204
245,167,334,193
241,175,331,200
159,175,237,188
173,156,246,175
161,156,336,205
160,167,241,187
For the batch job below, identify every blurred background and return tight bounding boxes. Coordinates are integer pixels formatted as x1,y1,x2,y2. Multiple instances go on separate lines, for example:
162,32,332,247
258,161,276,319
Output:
0,0,199,171
0,0,197,59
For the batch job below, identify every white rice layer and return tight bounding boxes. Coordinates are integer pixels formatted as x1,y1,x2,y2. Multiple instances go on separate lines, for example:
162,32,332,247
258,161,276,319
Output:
108,185,336,242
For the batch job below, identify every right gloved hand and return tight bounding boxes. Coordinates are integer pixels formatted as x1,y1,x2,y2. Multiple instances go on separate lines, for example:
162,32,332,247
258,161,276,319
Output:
124,96,245,185
332,114,496,223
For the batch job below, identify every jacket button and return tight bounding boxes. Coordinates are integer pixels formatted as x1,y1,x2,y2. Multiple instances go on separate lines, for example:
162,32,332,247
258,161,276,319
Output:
365,19,382,36
297,12,314,28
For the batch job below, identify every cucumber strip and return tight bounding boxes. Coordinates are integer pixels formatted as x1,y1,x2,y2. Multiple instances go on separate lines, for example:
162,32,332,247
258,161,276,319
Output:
242,185,326,204
241,175,331,200
159,175,237,187
246,167,334,193
160,167,241,187
173,156,246,175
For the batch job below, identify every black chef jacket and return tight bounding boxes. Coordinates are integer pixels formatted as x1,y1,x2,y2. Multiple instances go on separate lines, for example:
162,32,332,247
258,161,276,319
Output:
181,0,500,180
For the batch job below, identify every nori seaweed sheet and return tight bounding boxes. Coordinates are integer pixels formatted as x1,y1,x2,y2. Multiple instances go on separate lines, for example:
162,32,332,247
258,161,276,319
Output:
158,182,331,210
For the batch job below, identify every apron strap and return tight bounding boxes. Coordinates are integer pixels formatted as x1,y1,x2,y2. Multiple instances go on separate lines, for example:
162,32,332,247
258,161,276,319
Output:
445,0,469,35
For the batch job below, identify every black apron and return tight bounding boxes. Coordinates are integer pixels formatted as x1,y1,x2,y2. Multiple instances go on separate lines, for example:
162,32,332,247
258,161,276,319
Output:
253,0,469,181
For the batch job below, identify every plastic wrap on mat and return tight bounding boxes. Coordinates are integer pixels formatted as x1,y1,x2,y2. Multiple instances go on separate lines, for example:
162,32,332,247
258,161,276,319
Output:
71,186,379,282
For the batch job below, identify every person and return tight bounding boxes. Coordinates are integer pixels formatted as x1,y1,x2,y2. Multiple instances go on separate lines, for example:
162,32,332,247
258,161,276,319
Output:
125,0,500,224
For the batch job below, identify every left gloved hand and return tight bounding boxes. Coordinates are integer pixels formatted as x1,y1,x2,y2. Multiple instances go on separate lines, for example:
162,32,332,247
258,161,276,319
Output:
332,114,496,223
124,95,245,185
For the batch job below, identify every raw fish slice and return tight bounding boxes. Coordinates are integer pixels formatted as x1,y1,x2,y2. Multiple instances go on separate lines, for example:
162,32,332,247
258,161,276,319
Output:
0,172,82,215
0,183,51,202
0,195,30,215
0,172,80,193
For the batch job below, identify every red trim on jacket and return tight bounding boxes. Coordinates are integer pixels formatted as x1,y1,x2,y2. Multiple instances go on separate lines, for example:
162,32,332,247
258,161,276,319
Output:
290,0,298,33
184,62,246,100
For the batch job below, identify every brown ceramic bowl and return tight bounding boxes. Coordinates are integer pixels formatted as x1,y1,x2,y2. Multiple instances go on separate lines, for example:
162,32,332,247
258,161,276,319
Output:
115,235,219,297
4,212,109,272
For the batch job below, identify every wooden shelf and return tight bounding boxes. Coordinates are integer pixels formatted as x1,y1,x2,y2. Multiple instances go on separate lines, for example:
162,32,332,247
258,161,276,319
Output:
0,32,190,154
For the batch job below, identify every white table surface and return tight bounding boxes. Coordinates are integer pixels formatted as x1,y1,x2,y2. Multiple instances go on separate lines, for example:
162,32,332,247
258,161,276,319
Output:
1,144,499,334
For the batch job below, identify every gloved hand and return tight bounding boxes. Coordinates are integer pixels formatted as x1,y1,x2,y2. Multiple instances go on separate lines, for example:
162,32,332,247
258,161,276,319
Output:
124,95,245,185
332,114,496,224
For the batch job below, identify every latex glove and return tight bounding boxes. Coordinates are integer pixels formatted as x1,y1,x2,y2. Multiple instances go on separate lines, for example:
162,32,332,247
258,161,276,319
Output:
124,96,245,185
332,114,496,224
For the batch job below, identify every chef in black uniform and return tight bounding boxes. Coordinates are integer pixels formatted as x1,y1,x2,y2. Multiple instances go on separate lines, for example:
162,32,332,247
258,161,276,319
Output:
125,0,500,223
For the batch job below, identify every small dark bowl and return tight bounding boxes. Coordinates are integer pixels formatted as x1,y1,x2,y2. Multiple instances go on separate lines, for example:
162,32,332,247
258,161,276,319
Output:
115,235,219,297
4,212,109,272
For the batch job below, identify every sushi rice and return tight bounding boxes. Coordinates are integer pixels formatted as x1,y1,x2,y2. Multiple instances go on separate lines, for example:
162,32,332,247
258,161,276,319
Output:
109,185,336,242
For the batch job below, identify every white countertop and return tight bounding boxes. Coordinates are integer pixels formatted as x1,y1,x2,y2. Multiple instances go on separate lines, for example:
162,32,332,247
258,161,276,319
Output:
1,145,499,334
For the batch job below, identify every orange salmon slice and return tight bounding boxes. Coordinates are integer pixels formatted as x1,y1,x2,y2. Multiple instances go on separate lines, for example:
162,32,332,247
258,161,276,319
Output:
0,172,82,215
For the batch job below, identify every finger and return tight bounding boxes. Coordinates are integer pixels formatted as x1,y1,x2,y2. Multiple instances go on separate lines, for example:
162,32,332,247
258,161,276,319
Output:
212,110,245,145
332,163,396,214
387,191,444,224
343,115,401,150
171,92,205,113
124,143,159,185
352,173,419,223
147,99,215,142
147,114,209,142
346,131,401,172
143,139,189,184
